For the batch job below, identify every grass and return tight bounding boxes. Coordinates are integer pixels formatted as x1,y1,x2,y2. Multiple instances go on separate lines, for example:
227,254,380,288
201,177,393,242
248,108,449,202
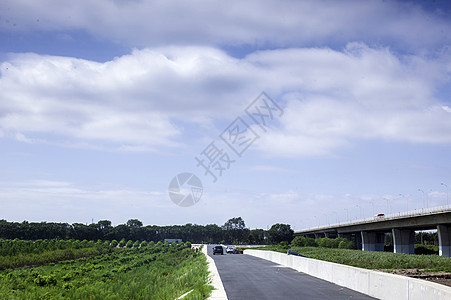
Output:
0,247,111,271
0,243,213,299
250,246,451,272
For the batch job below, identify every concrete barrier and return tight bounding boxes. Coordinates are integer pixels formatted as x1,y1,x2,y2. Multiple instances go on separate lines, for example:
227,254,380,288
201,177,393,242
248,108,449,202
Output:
245,249,451,300
199,245,228,300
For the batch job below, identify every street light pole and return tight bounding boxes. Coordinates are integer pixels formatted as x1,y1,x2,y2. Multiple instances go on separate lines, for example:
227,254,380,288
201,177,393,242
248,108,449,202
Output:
418,189,425,208
323,214,329,225
370,201,375,216
399,193,408,212
441,183,449,206
383,197,390,214
356,204,363,219
344,208,349,222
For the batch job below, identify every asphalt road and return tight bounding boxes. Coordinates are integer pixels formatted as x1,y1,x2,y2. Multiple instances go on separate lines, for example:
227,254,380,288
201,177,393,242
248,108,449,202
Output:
208,245,377,300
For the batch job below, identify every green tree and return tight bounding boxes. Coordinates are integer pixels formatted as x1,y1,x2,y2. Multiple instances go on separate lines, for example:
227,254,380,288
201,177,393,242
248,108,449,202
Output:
97,220,112,230
222,217,246,230
268,223,293,244
248,229,266,244
126,219,143,228
222,217,249,244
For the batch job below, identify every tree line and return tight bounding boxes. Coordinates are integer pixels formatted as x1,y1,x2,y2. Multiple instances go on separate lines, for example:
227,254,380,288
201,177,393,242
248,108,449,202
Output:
0,217,294,245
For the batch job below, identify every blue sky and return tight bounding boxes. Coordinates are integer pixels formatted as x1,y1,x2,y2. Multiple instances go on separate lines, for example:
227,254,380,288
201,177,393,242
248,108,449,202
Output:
1,0,451,229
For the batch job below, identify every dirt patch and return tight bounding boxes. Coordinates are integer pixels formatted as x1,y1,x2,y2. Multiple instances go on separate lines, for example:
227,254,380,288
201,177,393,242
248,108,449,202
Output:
378,269,451,287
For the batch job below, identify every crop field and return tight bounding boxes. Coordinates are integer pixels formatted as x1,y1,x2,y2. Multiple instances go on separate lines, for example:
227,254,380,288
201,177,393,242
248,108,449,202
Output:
0,239,212,299
253,246,451,272
0,239,113,271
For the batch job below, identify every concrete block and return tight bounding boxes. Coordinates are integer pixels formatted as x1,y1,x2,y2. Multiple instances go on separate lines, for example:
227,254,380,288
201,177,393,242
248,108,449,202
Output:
244,249,451,300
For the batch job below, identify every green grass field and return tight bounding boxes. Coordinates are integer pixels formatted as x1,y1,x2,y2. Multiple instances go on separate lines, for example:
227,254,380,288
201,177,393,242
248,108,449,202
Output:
252,246,451,272
0,241,212,299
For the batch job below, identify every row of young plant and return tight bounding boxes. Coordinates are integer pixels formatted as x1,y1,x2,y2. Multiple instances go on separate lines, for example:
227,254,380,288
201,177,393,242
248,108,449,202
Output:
0,238,191,257
0,239,193,271
0,238,108,257
0,242,212,299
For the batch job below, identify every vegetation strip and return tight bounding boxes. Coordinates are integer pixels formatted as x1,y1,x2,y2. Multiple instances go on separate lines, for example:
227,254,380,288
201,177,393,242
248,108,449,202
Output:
0,240,213,299
252,245,451,272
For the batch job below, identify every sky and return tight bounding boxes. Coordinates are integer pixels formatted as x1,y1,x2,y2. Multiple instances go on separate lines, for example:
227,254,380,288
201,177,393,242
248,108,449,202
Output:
1,0,451,230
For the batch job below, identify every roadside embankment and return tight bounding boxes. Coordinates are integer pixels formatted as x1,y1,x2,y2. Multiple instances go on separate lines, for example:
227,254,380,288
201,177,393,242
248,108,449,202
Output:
196,244,228,300
245,249,451,300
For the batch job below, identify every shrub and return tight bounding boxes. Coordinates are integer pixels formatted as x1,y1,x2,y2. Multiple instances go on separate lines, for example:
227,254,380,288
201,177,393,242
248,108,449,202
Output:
279,241,290,249
133,241,140,248
303,238,318,247
316,238,339,248
141,241,148,247
291,236,305,247
118,239,126,248
126,240,133,248
110,240,118,247
338,239,354,249
415,244,439,255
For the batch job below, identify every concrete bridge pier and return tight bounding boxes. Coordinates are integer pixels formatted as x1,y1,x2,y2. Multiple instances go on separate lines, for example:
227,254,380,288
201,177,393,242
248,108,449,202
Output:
361,232,385,251
437,225,451,257
354,233,362,250
392,229,415,254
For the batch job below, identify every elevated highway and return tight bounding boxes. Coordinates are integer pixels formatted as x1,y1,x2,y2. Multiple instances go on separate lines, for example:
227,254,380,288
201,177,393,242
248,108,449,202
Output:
295,206,451,256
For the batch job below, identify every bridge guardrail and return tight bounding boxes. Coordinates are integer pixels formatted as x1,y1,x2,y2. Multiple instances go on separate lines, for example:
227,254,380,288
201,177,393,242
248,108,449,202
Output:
298,204,451,233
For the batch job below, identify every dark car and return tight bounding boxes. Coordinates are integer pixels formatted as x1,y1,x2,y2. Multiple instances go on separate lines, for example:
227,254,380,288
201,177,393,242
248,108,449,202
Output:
212,245,224,255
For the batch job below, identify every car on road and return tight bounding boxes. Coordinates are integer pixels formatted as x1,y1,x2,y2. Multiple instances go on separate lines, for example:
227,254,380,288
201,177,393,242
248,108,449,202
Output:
226,247,234,254
213,245,224,255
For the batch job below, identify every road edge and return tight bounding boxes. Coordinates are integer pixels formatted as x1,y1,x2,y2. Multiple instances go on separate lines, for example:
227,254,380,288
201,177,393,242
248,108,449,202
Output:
201,245,228,300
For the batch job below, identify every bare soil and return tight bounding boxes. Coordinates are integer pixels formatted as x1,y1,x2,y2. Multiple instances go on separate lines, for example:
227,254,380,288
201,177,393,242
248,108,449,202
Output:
378,269,451,287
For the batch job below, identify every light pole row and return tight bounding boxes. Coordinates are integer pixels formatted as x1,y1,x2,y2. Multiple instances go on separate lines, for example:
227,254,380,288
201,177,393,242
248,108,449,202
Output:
312,182,449,228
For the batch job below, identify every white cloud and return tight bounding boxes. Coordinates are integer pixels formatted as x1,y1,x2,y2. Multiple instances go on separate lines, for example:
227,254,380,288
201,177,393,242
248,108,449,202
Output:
0,180,170,224
248,165,300,174
0,178,445,228
28,180,71,187
1,0,450,52
0,44,450,154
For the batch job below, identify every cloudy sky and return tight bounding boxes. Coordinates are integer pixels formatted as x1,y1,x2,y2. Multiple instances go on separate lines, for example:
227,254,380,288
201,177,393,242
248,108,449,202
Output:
1,0,451,229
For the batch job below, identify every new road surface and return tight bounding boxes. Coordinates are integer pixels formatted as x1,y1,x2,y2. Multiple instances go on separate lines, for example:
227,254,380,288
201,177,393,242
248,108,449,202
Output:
208,245,377,300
